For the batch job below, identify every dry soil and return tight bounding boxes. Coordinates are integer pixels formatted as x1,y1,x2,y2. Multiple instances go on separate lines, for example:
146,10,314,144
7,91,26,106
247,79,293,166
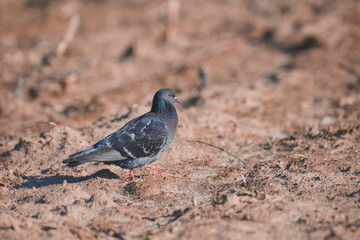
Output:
0,0,360,239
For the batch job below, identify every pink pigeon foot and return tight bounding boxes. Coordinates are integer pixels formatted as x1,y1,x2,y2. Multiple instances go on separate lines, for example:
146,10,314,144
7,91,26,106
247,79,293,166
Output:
124,169,135,179
144,165,164,174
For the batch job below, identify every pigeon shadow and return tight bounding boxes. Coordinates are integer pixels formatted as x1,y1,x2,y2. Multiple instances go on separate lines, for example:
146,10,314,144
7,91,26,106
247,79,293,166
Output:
18,169,120,189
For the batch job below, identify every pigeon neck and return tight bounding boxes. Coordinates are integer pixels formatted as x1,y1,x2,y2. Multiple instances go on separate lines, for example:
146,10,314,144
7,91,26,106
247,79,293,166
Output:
151,99,178,129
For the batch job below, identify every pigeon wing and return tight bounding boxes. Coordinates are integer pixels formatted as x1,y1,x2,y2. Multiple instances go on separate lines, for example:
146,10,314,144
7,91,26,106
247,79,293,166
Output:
106,115,168,160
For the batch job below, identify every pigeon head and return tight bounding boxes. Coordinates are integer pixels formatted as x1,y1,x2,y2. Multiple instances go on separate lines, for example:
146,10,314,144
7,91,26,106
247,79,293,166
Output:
151,88,180,112
154,88,180,104
151,88,179,128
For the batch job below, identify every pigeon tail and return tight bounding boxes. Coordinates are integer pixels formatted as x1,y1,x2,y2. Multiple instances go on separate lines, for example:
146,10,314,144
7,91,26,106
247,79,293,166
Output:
62,147,97,167
62,153,88,167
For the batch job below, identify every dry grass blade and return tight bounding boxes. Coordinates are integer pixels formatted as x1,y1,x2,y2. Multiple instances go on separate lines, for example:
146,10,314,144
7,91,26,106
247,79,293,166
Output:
187,139,266,200
165,0,180,42
13,166,31,186
56,13,80,56
265,134,272,147
13,70,25,107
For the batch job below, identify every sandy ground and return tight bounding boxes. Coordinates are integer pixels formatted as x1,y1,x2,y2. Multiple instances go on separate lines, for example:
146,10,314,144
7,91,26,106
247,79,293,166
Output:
0,0,360,239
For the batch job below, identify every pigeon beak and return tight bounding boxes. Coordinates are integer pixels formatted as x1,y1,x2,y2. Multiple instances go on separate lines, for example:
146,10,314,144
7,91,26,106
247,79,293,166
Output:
174,97,181,103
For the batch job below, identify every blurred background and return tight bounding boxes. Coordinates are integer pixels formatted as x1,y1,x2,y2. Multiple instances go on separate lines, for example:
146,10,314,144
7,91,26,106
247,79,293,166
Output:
1,0,359,143
0,1,360,239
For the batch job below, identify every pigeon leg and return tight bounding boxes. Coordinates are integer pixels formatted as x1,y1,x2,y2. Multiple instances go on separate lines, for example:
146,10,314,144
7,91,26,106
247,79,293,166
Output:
144,165,164,174
125,169,135,179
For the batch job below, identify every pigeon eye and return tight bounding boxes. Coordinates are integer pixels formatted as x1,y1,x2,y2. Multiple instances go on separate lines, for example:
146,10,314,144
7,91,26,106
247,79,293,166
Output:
168,93,172,97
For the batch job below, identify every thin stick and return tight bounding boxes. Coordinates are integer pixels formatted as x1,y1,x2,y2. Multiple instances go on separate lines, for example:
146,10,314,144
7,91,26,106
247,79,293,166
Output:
13,166,31,185
265,134,272,147
187,139,265,199
198,66,209,91
165,0,180,42
56,13,80,56
241,174,247,184
13,70,24,107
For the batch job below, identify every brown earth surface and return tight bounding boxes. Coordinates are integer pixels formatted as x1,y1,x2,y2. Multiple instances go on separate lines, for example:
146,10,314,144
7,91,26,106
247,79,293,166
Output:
1,0,360,239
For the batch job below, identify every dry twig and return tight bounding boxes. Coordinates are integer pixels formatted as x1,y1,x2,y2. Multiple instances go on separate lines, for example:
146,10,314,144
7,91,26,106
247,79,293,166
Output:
56,13,80,56
165,0,180,42
187,139,266,200
13,70,25,107
13,166,31,185
30,13,80,90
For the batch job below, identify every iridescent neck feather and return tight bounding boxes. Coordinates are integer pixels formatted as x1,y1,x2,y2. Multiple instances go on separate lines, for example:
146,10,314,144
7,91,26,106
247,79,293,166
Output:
151,99,178,130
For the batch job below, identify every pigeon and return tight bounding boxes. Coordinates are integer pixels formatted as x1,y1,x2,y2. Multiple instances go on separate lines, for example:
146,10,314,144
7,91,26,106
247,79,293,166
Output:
63,88,180,178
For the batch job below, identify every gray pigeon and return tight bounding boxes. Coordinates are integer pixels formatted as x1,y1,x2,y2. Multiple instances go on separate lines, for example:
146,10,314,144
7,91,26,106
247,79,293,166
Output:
63,88,180,178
